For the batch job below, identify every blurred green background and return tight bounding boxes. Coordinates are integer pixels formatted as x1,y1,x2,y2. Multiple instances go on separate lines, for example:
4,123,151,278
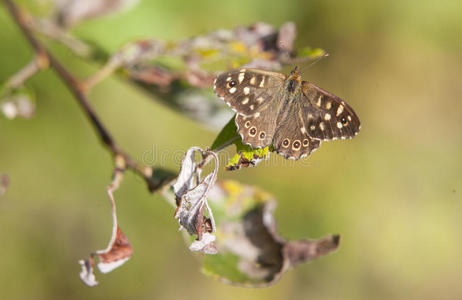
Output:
1,0,461,299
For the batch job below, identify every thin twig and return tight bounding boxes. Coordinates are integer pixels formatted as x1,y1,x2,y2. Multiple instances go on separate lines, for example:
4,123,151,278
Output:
82,59,120,91
2,0,154,189
4,56,44,89
29,17,92,57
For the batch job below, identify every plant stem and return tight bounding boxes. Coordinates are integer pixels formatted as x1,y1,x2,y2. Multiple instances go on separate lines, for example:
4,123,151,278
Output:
2,0,155,189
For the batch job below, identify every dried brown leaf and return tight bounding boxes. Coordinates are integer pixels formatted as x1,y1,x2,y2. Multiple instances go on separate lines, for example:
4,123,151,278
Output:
201,180,340,287
79,157,133,286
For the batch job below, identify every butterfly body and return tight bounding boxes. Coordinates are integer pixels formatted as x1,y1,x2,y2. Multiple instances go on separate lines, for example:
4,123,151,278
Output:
214,67,360,160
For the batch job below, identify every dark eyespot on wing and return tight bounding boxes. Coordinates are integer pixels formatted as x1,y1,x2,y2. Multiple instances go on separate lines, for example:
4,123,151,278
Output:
273,103,322,160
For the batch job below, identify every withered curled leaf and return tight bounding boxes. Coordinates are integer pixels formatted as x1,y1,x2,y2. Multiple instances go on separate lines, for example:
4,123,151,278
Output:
95,226,133,273
79,226,133,286
79,157,133,286
172,147,219,254
201,180,340,287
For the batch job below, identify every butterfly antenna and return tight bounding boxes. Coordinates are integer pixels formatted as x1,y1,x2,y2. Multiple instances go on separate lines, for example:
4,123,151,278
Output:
298,51,329,73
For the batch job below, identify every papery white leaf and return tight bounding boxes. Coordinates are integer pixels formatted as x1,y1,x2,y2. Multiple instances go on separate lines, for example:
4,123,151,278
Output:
172,147,202,200
173,147,219,253
79,259,98,287
189,232,217,254
97,257,130,274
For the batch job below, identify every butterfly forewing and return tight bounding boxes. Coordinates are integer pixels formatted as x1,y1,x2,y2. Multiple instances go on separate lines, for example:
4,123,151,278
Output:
214,68,285,116
301,81,360,141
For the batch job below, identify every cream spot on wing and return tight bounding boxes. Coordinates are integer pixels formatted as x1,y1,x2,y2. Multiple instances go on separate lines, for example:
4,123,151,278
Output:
319,122,325,131
347,115,352,121
250,77,256,85
226,76,232,82
242,97,249,104
337,105,344,116
325,101,332,109
324,113,331,120
250,104,255,110
229,87,236,94
243,87,250,95
259,77,265,87
308,113,314,119
337,122,343,129
238,72,245,83
256,97,264,104
316,95,322,107
254,112,261,118
310,125,316,131
301,127,306,134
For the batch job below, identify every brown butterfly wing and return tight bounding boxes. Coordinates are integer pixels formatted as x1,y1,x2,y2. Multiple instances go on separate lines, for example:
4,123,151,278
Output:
235,91,282,148
214,68,285,116
272,101,321,160
301,81,361,141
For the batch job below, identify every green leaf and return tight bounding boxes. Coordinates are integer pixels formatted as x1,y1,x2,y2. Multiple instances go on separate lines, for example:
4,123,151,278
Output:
210,116,240,152
146,167,177,193
298,47,327,59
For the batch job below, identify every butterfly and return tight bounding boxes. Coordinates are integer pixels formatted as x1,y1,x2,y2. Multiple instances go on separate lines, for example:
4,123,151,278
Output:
213,67,360,160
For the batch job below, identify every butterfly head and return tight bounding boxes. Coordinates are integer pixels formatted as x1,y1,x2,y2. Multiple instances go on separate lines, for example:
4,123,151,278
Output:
286,66,302,95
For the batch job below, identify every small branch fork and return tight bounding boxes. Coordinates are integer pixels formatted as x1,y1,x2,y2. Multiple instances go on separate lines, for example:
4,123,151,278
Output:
3,56,45,89
2,0,154,189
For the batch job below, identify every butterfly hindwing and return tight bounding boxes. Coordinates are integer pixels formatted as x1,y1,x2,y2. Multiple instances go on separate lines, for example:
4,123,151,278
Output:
301,81,360,141
214,68,285,116
272,101,321,160
235,93,282,148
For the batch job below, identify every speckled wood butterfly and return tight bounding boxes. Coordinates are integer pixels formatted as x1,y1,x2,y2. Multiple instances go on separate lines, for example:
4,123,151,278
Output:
213,67,360,160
